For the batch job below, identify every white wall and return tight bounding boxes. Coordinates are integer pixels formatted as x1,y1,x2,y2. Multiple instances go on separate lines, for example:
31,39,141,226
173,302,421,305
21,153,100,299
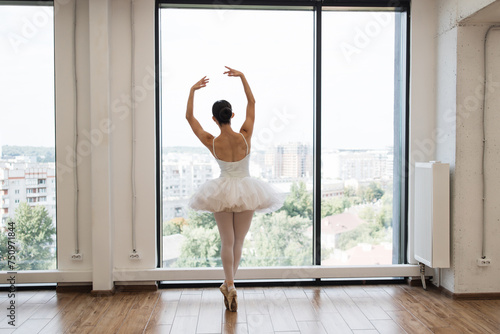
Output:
108,0,156,272
55,0,156,290
434,1,459,292
451,24,500,293
403,0,500,294
429,0,500,293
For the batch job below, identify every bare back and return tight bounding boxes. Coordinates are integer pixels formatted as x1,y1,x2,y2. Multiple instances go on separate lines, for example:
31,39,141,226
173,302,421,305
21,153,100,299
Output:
212,131,250,162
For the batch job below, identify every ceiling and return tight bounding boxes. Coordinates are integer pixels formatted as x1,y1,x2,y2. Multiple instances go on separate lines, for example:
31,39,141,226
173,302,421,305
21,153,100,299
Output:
462,0,500,24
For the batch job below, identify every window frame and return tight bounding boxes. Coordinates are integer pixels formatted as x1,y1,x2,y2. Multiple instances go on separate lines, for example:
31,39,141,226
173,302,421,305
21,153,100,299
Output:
155,0,411,278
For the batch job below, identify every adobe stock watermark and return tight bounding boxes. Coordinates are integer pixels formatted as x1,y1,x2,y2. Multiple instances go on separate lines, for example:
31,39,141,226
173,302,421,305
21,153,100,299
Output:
57,65,158,181
7,6,51,54
251,106,297,151
5,219,17,327
411,74,500,165
6,0,73,54
340,12,394,63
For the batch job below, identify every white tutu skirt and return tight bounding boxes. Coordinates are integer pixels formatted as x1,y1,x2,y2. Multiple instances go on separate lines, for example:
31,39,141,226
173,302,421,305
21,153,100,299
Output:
188,176,285,213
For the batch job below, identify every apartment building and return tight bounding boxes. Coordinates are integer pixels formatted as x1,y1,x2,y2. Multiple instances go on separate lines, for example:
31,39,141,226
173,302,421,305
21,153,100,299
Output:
0,158,56,224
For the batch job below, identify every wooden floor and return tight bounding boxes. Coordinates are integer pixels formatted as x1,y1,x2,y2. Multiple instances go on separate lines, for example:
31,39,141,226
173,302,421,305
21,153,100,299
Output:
0,284,499,334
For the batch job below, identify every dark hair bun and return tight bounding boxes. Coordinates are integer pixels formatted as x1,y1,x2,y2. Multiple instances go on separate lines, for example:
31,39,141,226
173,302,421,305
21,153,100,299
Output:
212,100,233,125
219,107,232,122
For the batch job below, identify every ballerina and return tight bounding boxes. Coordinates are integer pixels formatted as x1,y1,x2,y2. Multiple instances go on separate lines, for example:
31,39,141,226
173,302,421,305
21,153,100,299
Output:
186,66,284,311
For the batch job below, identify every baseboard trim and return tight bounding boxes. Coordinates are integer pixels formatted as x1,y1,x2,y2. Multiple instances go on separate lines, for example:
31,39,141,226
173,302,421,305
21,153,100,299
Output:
91,286,116,296
115,283,158,292
440,286,500,300
55,282,158,294
56,283,92,293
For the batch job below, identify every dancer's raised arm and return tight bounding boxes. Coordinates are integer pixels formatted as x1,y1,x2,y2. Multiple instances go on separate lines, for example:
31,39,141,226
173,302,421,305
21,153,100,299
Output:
223,66,255,137
186,76,213,147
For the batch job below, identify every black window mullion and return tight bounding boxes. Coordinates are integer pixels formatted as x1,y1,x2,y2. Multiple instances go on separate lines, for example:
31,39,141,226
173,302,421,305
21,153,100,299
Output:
391,9,410,265
155,0,163,268
321,0,410,8
392,11,403,265
402,9,411,264
313,1,322,267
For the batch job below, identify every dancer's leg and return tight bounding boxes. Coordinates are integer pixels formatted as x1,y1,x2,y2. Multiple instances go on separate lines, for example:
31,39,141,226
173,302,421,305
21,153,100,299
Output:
214,211,235,283
232,210,254,277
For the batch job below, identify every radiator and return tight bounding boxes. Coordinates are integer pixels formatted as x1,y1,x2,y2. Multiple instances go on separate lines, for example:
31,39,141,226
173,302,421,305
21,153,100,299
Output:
414,161,450,268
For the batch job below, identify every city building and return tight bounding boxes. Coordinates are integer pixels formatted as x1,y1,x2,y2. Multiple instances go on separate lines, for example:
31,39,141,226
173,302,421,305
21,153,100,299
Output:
337,149,390,181
266,142,313,179
0,158,56,224
322,148,393,181
321,180,344,198
162,152,216,220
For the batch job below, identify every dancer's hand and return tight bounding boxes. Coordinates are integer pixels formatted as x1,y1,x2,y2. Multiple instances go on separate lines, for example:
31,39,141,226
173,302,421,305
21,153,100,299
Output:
225,66,255,138
191,76,209,91
223,66,243,77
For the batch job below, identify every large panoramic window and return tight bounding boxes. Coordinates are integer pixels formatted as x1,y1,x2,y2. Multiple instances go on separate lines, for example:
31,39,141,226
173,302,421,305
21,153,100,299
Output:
159,4,408,272
160,8,314,268
0,4,56,270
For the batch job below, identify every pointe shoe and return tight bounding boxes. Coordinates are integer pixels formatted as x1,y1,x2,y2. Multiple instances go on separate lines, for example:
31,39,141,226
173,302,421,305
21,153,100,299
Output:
219,283,230,310
227,286,238,312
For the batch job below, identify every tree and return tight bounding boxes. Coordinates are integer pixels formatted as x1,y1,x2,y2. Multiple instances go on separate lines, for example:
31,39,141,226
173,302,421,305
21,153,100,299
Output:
163,217,187,236
344,186,357,197
173,225,221,268
173,211,221,268
279,181,313,220
0,203,56,270
321,197,351,218
244,211,311,267
1,145,55,162
377,193,393,229
336,202,393,252
361,182,385,203
0,226,8,267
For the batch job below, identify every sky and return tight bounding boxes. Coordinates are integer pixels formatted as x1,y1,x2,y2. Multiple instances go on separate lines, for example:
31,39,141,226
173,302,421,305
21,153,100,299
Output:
161,8,397,151
0,5,398,151
0,6,55,148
